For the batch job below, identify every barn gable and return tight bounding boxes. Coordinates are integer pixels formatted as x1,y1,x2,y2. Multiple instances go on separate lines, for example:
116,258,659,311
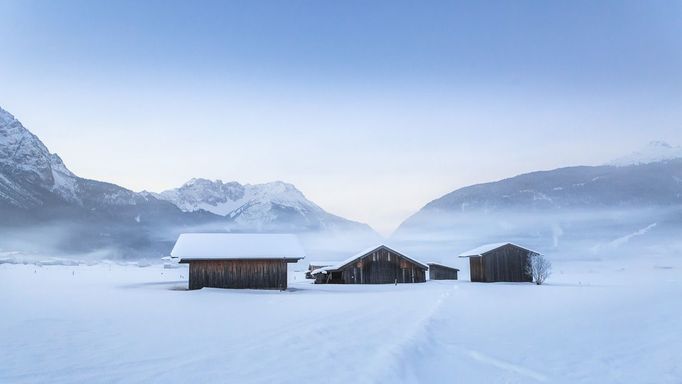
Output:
313,245,427,284
335,245,429,270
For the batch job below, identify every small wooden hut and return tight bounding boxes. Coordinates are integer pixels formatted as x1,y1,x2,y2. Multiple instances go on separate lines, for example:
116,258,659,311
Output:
312,245,427,284
171,233,305,290
427,263,459,280
458,242,538,283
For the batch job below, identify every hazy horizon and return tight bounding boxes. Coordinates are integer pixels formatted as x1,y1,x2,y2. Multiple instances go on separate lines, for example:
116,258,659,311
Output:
2,0,681,234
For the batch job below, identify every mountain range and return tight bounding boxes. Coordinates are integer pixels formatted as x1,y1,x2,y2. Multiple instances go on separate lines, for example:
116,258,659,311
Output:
2,105,681,261
150,178,369,232
394,144,682,259
0,106,375,258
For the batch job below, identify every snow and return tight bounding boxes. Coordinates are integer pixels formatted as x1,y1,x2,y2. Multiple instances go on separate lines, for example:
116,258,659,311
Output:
608,222,658,247
0,106,17,126
608,141,682,166
1,255,680,383
156,179,321,217
306,260,341,267
310,266,335,275
458,242,540,257
590,223,659,253
170,233,305,260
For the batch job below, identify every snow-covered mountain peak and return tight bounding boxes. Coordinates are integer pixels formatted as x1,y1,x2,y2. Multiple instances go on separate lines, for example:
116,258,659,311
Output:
156,178,315,216
154,178,374,233
0,106,77,200
608,141,682,166
245,181,308,202
0,106,17,126
160,178,245,210
183,177,232,188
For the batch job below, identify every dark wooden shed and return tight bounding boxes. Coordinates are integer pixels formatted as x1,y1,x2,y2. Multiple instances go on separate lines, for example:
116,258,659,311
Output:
458,243,538,283
312,245,427,284
427,263,459,280
171,233,305,290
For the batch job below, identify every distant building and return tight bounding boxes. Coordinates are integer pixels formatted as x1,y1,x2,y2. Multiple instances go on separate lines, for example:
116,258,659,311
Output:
427,263,459,280
171,233,305,290
458,243,538,283
305,261,340,279
161,256,179,269
312,245,427,284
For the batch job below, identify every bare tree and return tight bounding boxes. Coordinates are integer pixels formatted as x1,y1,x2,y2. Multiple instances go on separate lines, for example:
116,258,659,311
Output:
526,254,551,285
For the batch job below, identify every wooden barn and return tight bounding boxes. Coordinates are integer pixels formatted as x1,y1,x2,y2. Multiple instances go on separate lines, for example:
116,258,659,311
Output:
427,262,459,280
171,233,305,290
312,245,427,284
458,243,538,283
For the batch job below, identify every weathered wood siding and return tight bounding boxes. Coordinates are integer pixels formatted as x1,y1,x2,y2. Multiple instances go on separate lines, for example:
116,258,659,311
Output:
469,256,485,282
480,244,533,282
428,264,459,280
336,248,426,284
188,260,288,290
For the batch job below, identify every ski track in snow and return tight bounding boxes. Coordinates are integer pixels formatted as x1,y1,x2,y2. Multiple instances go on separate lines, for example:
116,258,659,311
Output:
377,284,550,383
369,285,457,382
465,350,547,382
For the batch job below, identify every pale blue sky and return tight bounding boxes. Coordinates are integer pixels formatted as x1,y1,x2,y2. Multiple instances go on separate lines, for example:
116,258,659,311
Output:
1,1,681,234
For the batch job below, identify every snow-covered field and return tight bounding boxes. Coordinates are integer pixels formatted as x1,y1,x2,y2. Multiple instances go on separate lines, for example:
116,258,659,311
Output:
1,256,681,384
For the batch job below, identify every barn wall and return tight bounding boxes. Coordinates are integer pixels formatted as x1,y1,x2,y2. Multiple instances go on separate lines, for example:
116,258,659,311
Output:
429,265,458,280
188,260,288,290
481,244,533,282
337,248,426,284
469,257,485,282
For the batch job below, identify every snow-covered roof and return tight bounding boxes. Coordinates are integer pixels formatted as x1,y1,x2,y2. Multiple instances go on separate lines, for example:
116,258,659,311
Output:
458,242,540,258
310,266,336,275
307,261,341,267
171,233,305,261
426,262,460,271
327,245,429,271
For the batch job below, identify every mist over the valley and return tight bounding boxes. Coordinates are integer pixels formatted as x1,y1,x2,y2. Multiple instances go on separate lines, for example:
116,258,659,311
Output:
392,206,682,261
2,104,682,265
392,157,682,263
